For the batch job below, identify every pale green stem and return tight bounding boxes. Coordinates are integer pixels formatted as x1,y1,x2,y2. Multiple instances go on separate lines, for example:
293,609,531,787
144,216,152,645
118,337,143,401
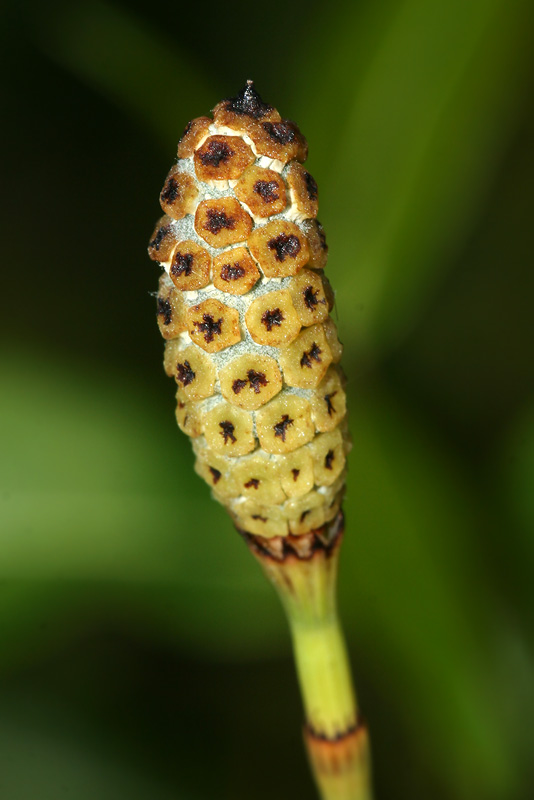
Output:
289,613,357,739
246,522,374,800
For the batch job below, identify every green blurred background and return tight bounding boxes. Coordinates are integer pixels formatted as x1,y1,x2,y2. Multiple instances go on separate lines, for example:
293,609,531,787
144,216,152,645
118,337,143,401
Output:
1,0,534,797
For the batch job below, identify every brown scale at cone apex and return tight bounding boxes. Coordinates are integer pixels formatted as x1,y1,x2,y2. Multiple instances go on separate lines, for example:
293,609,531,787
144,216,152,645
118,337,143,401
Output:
149,86,348,540
219,80,274,120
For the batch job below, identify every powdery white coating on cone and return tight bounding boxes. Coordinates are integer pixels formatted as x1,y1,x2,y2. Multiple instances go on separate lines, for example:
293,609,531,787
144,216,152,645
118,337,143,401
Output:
149,82,350,538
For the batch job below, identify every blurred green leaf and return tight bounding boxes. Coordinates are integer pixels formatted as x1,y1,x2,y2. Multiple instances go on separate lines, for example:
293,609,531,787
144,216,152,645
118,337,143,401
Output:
0,349,190,580
296,0,533,357
340,383,521,799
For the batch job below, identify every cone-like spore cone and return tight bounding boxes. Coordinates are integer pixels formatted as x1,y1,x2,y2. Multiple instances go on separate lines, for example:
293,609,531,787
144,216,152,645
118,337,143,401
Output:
149,81,349,540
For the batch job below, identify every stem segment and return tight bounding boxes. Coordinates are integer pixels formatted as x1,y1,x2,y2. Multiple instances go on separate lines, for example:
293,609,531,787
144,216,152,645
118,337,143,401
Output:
242,513,373,800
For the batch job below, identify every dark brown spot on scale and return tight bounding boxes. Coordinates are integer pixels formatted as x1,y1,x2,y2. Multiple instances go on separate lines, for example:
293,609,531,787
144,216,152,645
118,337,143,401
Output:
273,414,293,441
252,514,267,522
247,370,268,393
226,81,273,119
193,314,223,343
261,307,284,331
171,252,194,277
300,510,310,522
150,225,171,252
161,177,179,203
304,171,318,201
209,466,222,484
199,140,234,167
303,285,322,310
254,180,280,203
206,208,235,234
245,478,260,489
232,370,268,395
221,262,246,281
219,420,236,444
300,343,322,368
157,297,172,325
263,121,296,144
176,360,195,386
324,392,337,416
267,233,301,262
232,378,248,394
181,120,193,139
324,450,335,470
292,468,300,481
